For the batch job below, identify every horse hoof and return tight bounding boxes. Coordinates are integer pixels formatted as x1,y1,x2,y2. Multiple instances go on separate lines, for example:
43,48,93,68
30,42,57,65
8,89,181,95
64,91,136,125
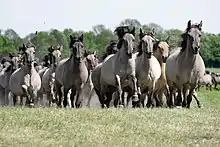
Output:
198,105,202,108
29,103,34,108
176,106,182,109
132,94,139,102
118,105,124,108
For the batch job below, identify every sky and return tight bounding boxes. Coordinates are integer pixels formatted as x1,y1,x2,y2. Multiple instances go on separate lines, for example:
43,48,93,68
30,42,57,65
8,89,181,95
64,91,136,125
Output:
0,0,219,38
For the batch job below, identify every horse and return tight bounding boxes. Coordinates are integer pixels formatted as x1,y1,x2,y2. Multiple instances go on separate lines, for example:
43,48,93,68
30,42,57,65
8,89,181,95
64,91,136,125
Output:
41,45,62,106
0,53,21,105
197,71,213,91
153,37,170,107
135,28,161,108
55,34,88,108
166,20,205,108
86,41,119,108
99,26,139,108
9,43,41,107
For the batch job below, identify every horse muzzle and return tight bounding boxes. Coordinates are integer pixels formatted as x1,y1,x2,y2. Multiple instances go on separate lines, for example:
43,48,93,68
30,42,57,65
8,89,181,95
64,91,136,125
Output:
126,52,132,57
162,56,168,63
192,47,200,54
146,52,153,59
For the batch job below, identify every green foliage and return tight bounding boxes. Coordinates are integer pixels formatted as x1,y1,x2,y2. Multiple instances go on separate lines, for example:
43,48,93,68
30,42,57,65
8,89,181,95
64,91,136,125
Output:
0,19,219,67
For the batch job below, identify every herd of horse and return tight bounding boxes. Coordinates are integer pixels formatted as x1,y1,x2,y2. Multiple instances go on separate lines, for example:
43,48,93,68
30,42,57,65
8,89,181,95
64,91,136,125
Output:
0,20,218,109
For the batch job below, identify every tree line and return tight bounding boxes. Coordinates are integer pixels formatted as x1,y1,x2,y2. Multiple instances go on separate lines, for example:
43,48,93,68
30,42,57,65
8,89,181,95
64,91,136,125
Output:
0,19,220,67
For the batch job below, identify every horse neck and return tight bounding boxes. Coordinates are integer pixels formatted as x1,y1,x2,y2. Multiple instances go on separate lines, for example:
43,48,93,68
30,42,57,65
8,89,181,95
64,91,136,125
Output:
71,57,87,72
23,63,36,74
118,48,131,64
181,45,197,66
160,62,167,82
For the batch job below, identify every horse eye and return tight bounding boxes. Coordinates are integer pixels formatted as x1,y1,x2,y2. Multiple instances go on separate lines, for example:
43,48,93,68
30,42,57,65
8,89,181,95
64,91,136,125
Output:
199,34,202,37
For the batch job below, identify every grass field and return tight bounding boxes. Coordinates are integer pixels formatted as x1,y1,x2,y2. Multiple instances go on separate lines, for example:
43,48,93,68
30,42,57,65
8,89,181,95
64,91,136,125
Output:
0,88,220,147
206,67,220,73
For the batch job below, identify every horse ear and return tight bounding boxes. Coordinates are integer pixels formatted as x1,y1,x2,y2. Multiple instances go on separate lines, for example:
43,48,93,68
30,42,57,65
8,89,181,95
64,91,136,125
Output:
152,28,155,36
79,34,84,43
130,27,135,37
19,44,26,52
139,28,143,40
48,46,54,53
84,50,89,57
187,20,192,30
198,21,203,31
70,35,73,41
58,45,63,51
165,36,170,43
93,50,96,55
9,53,14,58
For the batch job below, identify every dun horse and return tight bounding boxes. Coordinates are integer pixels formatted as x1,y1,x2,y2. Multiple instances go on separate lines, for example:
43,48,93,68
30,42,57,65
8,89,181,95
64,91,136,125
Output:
9,43,41,106
55,34,88,108
166,20,205,108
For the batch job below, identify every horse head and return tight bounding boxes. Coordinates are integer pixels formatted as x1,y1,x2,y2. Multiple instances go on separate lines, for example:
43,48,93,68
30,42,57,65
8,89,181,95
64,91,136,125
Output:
114,26,136,56
48,45,62,67
138,28,158,58
69,34,85,63
181,20,202,54
19,42,36,69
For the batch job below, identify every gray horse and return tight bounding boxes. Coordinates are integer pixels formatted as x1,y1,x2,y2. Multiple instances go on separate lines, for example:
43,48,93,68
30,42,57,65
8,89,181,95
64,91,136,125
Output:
135,28,161,108
100,26,139,108
87,41,119,107
211,72,220,90
0,53,21,105
9,43,41,106
55,34,88,108
41,45,62,106
197,71,213,91
166,20,205,108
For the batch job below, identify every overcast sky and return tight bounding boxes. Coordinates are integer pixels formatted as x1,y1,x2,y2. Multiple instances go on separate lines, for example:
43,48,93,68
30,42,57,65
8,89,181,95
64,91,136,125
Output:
0,0,218,37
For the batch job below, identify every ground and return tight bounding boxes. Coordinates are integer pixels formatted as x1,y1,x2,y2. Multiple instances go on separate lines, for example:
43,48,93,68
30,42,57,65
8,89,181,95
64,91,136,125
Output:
0,87,219,147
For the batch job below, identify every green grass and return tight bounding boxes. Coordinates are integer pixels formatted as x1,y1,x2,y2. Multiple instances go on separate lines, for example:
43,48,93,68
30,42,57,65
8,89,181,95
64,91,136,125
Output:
0,88,220,147
206,68,220,73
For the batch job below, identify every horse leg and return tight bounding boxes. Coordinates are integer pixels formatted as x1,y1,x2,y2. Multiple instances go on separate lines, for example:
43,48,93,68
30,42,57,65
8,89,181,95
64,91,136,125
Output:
55,80,62,107
63,88,70,108
4,89,9,106
192,91,201,108
115,75,123,108
46,92,53,107
94,87,104,108
86,86,94,108
121,91,125,107
105,91,113,108
167,86,174,108
164,86,170,108
126,91,133,108
100,80,108,108
75,83,85,108
182,86,188,108
146,90,156,108
176,88,182,107
186,86,196,109
70,87,76,108
21,85,32,106
131,75,139,103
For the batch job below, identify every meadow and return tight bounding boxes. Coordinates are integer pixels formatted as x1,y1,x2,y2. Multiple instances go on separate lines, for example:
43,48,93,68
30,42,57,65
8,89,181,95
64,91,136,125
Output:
0,86,219,147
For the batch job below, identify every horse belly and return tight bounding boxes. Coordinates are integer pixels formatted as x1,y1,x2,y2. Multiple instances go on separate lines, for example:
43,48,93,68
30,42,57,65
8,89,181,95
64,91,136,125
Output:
9,74,23,96
101,62,116,86
31,73,41,91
